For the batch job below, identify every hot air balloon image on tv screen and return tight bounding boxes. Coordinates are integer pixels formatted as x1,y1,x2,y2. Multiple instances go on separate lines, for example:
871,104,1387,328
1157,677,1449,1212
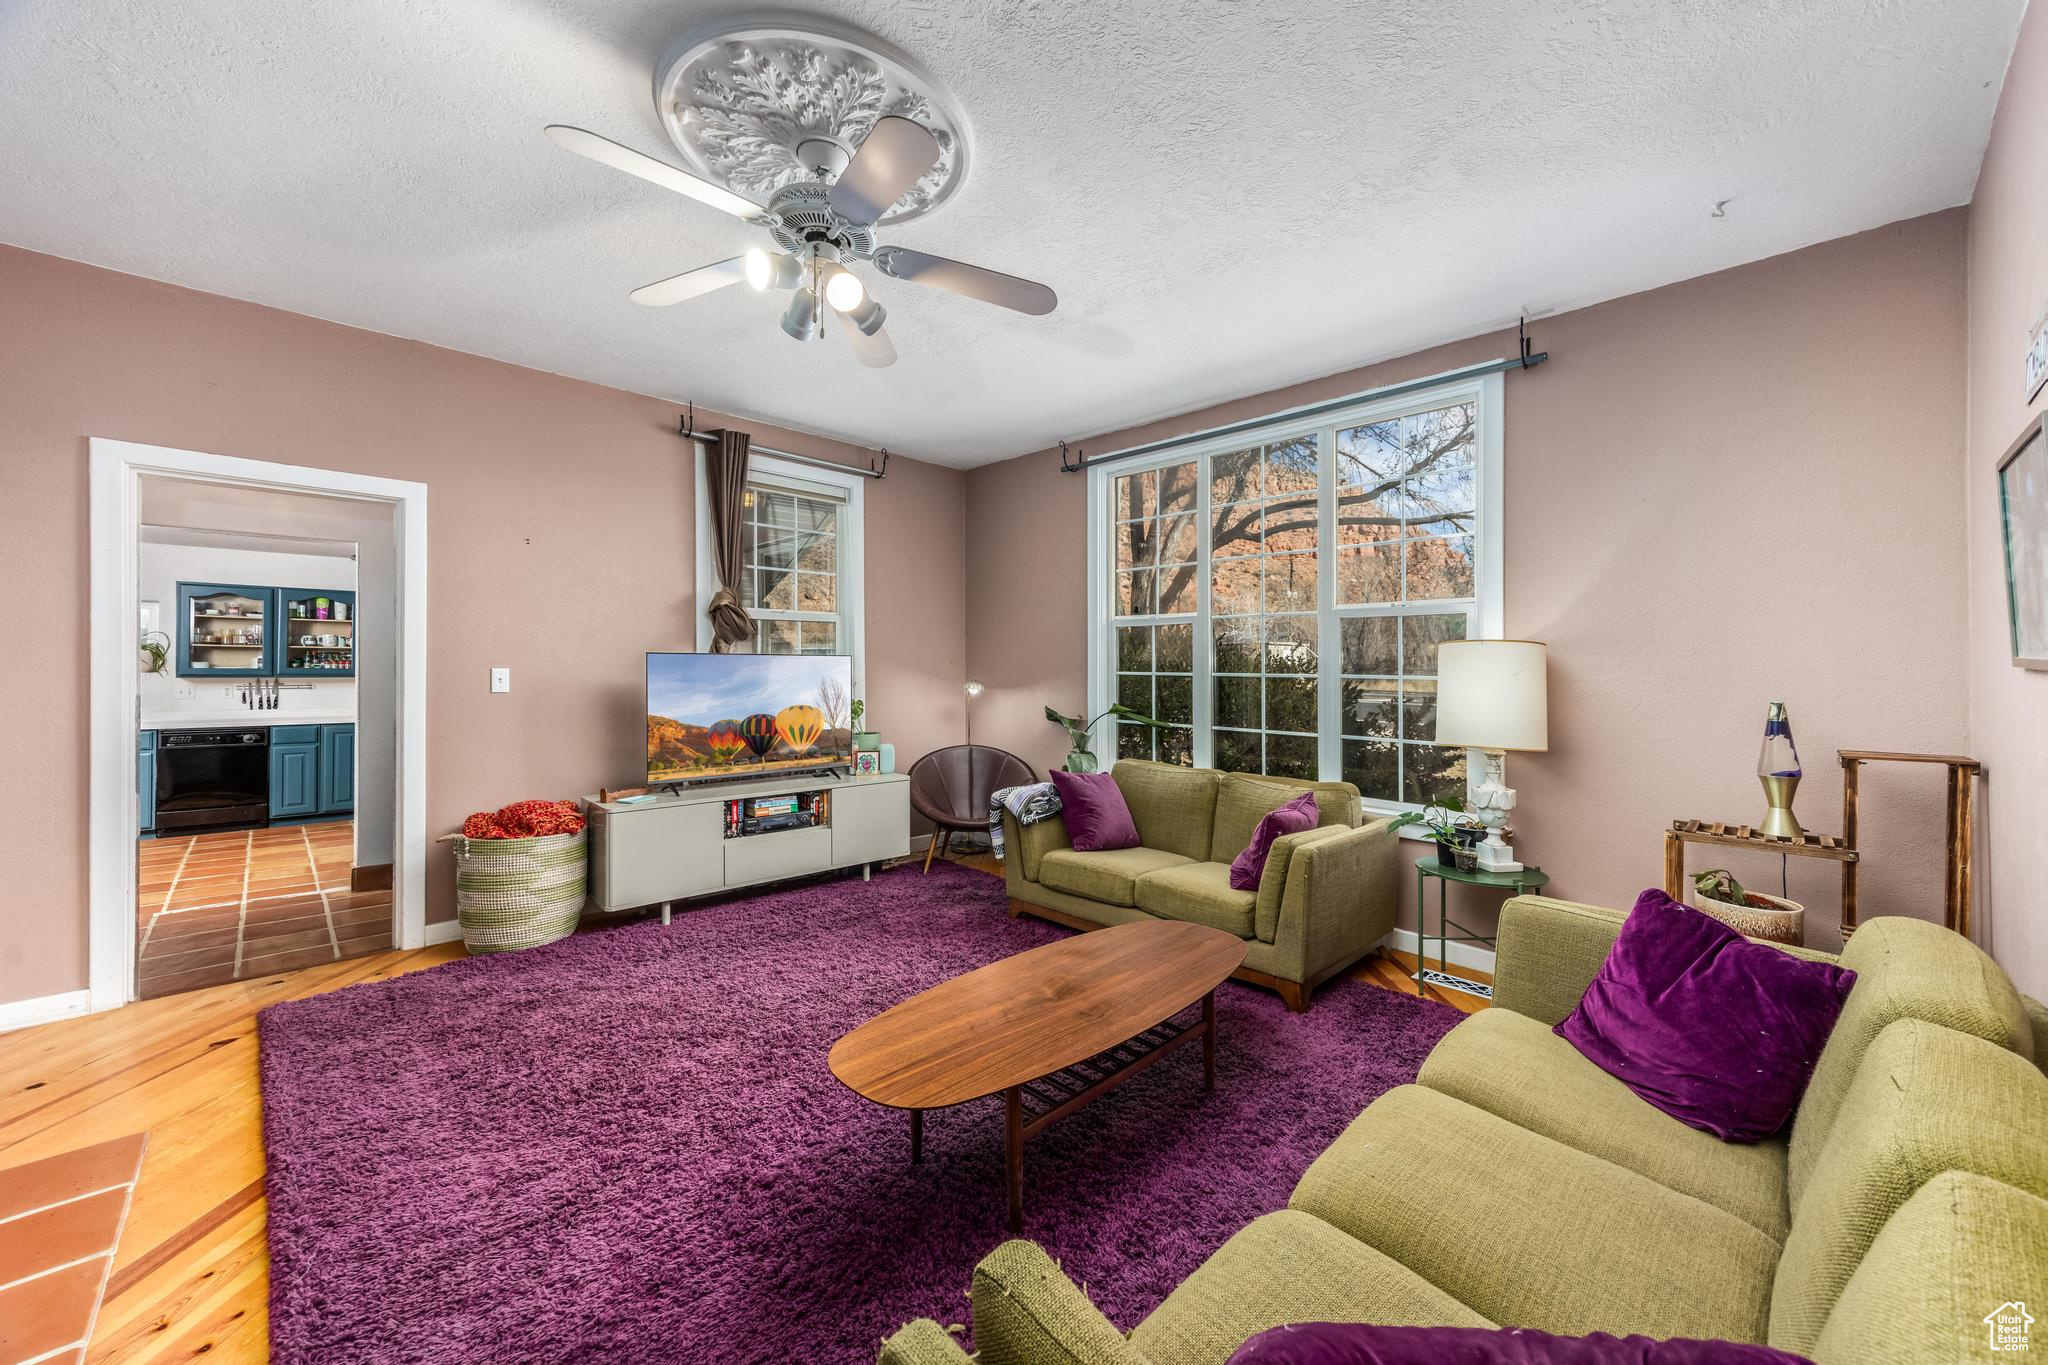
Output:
646,653,855,784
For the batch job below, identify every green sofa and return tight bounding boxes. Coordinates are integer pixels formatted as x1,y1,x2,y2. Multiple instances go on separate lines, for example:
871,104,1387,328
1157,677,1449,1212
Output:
879,899,2048,1364
999,760,1399,1012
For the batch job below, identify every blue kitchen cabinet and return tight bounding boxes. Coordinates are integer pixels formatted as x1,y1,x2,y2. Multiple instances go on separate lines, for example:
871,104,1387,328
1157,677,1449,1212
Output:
318,724,355,814
279,589,357,677
176,584,276,677
269,726,320,819
139,730,157,832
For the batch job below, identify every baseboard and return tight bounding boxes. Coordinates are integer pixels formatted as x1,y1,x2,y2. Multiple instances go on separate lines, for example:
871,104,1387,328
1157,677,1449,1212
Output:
1382,927,1496,977
0,989,95,1035
421,920,464,947
351,862,394,892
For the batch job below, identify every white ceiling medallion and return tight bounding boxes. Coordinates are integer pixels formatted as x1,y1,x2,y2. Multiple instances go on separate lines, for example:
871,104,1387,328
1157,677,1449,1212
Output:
654,17,970,225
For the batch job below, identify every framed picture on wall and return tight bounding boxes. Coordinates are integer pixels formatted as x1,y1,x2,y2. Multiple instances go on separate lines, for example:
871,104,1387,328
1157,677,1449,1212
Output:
1999,412,2048,669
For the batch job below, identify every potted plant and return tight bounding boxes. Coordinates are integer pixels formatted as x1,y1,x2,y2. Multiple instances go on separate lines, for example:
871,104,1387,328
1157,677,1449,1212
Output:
1388,795,1487,868
1044,703,1163,773
849,698,880,752
139,630,170,676
1689,868,1805,945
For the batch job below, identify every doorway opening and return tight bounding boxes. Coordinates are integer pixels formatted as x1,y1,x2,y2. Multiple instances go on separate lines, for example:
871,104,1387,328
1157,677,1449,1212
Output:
90,441,431,1013
134,510,390,998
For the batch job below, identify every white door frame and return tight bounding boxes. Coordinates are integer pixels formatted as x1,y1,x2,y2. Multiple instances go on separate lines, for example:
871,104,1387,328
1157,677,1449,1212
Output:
88,438,431,1013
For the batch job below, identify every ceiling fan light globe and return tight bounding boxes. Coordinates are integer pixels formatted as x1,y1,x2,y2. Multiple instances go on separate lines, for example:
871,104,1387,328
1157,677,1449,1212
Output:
781,289,821,341
745,248,771,291
845,296,887,336
824,267,866,312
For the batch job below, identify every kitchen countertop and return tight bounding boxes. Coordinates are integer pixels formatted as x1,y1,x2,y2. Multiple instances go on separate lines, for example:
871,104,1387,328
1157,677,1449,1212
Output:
142,712,358,731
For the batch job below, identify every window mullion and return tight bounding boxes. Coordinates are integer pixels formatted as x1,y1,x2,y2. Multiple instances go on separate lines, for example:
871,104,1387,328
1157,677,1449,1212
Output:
1316,425,1339,783
1193,453,1213,770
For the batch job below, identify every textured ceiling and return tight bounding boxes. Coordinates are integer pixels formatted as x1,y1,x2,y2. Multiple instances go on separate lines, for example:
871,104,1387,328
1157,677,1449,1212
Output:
0,1,2024,466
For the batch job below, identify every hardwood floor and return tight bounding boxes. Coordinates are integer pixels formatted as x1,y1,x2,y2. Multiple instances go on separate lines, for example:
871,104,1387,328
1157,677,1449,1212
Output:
0,850,1483,1362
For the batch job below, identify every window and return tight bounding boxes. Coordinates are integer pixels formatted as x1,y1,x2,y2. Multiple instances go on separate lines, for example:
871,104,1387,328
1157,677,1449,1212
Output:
740,484,844,654
1089,375,1501,814
694,451,865,690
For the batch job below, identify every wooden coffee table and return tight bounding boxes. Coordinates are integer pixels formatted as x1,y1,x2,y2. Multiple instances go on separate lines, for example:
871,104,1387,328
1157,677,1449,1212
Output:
829,919,1248,1231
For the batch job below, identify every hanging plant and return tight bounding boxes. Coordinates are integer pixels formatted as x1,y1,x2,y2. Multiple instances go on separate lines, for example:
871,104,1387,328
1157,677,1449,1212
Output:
139,630,170,676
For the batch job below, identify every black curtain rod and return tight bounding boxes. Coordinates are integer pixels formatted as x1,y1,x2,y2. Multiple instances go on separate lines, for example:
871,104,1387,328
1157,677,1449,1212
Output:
1057,342,1548,475
677,410,889,479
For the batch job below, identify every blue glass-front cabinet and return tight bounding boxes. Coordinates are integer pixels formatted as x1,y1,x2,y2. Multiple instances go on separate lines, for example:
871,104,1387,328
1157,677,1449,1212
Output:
280,590,356,677
176,584,275,677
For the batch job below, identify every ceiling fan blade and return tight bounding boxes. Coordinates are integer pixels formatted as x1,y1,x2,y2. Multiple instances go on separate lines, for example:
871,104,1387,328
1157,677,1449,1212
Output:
544,124,763,221
834,305,897,368
872,246,1057,316
828,115,941,224
629,257,749,306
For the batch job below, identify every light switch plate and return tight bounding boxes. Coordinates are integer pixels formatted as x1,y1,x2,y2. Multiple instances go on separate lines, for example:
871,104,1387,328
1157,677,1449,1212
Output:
174,682,196,700
490,667,510,694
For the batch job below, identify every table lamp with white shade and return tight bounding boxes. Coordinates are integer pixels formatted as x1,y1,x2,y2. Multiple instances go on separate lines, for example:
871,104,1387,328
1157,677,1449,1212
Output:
1434,640,1549,873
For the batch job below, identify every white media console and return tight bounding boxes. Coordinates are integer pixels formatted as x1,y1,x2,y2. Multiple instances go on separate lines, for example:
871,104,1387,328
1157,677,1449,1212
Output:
583,771,912,922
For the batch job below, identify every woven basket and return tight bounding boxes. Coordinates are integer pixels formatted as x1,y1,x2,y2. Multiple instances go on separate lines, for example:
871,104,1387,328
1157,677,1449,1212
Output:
446,829,587,953
1691,889,1805,946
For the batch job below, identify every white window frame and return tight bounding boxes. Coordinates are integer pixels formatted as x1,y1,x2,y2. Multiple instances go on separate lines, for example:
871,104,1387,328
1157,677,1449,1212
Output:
1085,369,1503,820
694,450,866,701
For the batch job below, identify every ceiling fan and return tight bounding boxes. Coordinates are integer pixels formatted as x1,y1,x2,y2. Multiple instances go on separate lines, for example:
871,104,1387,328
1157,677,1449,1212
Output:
544,116,1057,369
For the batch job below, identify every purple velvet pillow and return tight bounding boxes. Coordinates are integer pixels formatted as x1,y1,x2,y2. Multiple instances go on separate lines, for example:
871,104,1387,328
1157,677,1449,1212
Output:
1229,790,1318,890
1049,770,1140,852
1227,1323,1813,1364
1555,888,1857,1142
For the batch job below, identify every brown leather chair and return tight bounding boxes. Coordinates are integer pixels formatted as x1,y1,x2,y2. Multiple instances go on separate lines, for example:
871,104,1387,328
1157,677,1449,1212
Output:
906,745,1037,873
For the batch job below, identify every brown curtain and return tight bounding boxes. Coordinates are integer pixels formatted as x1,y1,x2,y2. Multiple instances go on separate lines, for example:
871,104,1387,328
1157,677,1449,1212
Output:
704,428,756,652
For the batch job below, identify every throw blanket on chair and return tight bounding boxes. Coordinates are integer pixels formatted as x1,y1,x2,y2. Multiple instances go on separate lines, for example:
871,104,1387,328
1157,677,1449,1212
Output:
989,782,1061,862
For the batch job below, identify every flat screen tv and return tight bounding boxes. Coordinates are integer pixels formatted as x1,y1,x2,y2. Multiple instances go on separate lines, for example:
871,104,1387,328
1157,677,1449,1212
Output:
646,652,854,785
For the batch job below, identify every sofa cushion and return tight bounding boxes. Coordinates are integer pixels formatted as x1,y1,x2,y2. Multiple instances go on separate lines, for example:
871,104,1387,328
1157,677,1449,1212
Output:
1289,1086,1779,1344
1419,1008,1791,1241
1768,1018,2048,1356
1135,861,1258,938
1210,772,1360,863
1050,769,1140,851
1130,1211,1492,1365
1808,1170,2048,1365
1113,760,1221,861
1230,791,1318,890
1556,889,1856,1142
1787,915,2036,1209
1227,1324,1813,1364
1038,846,1192,907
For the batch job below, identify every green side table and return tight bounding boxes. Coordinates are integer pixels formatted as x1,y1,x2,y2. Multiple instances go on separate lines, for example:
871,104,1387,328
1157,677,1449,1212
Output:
1414,857,1550,1000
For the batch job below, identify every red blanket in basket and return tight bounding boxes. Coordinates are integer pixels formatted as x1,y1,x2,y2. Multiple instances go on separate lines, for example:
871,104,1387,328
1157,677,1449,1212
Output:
461,799,585,840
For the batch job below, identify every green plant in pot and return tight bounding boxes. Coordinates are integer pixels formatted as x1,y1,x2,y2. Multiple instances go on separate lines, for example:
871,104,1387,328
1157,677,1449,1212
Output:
1690,867,1804,943
1044,703,1163,773
1387,794,1487,868
139,630,170,676
849,698,881,752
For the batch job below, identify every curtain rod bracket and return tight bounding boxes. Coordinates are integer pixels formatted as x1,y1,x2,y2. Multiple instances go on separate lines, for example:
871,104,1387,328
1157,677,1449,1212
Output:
680,402,696,438
1518,316,1533,368
1058,440,1085,473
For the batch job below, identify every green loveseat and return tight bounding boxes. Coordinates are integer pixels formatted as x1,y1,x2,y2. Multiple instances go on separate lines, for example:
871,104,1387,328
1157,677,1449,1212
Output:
1000,760,1398,1012
880,900,2048,1364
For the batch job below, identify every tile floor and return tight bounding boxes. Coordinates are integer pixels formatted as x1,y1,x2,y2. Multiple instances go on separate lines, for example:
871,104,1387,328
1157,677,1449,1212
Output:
0,1133,146,1365
135,821,393,999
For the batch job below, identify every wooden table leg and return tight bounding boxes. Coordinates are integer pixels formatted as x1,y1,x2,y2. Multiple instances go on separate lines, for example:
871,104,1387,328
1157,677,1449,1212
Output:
910,1108,923,1166
1004,1086,1023,1233
1202,990,1216,1092
1840,759,1861,942
1663,830,1684,899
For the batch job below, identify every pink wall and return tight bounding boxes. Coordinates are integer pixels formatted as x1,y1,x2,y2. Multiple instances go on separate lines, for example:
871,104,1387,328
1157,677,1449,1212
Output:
966,213,1975,959
0,245,966,1008
1966,2,2048,998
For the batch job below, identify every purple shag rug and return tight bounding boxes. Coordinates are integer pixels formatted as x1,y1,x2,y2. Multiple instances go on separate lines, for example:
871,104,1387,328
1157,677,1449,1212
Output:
259,862,1461,1365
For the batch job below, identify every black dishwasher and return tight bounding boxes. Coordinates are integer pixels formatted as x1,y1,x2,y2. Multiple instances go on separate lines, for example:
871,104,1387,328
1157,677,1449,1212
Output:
156,729,270,833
